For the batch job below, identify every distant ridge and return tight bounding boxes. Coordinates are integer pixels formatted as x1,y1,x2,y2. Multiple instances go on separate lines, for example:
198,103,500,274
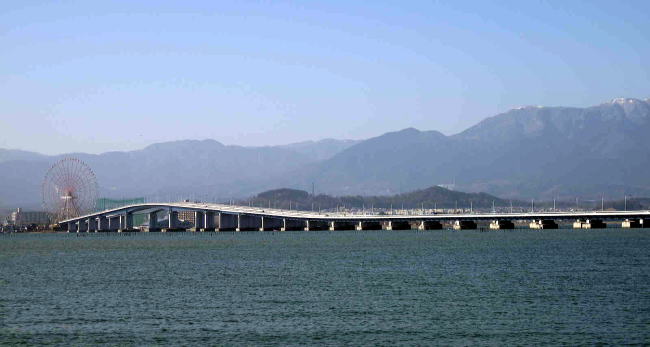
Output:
288,97,650,199
1,97,649,208
244,186,509,210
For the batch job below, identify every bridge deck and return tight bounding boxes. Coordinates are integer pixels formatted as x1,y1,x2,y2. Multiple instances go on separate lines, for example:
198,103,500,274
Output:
60,202,650,225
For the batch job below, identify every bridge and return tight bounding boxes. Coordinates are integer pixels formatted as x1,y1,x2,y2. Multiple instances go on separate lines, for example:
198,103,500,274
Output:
59,202,650,232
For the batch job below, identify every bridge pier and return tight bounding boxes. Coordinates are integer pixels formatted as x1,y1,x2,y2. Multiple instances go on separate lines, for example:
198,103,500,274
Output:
202,211,216,231
419,220,443,230
282,219,306,231
453,220,477,230
356,221,382,230
218,213,237,231
622,218,647,228
86,218,96,232
385,221,411,230
489,220,514,230
108,216,119,231
261,217,283,231
96,216,109,232
329,221,357,231
118,213,135,232
573,219,606,229
305,220,329,231
190,211,205,232
162,211,184,232
146,211,160,232
77,220,87,233
529,219,558,229
67,221,76,233
237,214,261,231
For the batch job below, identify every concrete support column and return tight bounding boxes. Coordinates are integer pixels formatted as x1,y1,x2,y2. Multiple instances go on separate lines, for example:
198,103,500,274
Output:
192,211,205,231
282,219,306,231
329,221,356,231
218,213,237,231
118,213,134,232
385,221,411,230
237,214,262,231
356,221,382,230
97,216,108,231
126,213,133,230
169,211,179,229
77,220,87,233
87,218,96,232
108,216,119,231
123,213,134,231
147,211,159,232
489,220,514,230
622,219,645,228
584,219,605,229
453,220,477,230
574,219,605,229
419,220,443,230
67,222,76,233
529,220,558,229
573,219,585,229
305,220,329,231
203,212,216,231
162,211,183,232
260,217,282,231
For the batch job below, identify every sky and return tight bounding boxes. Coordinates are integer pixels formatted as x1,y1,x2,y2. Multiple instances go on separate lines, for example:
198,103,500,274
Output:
1,0,649,155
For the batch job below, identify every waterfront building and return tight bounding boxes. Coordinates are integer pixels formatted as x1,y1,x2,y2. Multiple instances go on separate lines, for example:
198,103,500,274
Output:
9,208,51,226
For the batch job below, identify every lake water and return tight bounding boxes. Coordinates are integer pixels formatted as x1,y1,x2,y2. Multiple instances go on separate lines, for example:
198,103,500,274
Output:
1,230,649,345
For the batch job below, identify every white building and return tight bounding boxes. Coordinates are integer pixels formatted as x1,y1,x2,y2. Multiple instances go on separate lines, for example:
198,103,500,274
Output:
9,208,50,226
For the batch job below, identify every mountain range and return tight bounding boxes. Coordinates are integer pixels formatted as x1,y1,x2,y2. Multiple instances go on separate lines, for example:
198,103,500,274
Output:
1,97,649,209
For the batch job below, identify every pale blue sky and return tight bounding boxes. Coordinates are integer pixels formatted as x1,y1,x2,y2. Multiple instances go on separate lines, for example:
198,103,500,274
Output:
1,0,649,154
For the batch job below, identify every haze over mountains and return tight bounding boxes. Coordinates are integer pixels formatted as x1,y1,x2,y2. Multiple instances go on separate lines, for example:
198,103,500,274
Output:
1,97,649,209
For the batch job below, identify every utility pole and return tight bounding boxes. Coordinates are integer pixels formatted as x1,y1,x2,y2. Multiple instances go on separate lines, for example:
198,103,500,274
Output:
510,200,513,213
553,198,556,212
470,201,473,214
601,194,604,212
531,199,534,213
624,195,627,211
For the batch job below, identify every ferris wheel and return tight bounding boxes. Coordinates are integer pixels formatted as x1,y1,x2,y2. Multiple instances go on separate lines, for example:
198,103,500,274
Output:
42,158,98,222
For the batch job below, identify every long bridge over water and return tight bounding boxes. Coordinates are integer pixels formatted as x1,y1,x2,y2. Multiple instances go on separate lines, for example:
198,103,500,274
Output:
60,202,650,232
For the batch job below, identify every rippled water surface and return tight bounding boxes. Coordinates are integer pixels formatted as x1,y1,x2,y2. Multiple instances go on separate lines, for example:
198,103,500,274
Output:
1,230,649,345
